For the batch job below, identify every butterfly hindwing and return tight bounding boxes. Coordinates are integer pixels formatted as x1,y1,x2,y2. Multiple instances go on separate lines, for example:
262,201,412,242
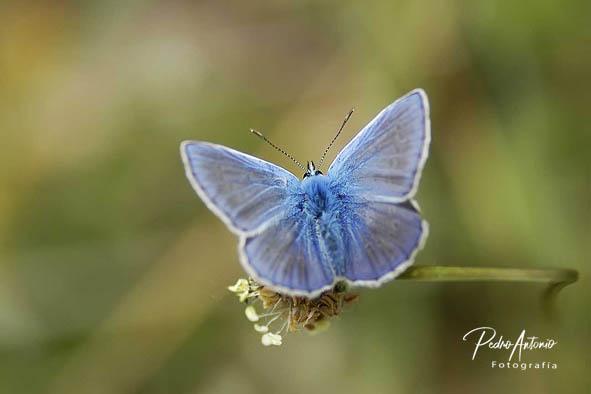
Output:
339,198,428,284
240,213,335,295
328,89,430,202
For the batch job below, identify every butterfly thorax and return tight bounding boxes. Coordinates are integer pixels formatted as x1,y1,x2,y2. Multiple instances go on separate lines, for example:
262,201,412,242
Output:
300,174,330,213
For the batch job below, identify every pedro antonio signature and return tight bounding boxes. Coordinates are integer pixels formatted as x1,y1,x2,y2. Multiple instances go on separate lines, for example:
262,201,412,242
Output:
463,327,558,370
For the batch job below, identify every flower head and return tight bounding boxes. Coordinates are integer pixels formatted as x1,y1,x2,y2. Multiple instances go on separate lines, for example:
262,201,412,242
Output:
228,278,360,346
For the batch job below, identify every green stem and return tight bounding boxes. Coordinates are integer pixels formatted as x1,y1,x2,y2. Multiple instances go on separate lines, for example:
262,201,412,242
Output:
398,265,578,286
398,265,578,317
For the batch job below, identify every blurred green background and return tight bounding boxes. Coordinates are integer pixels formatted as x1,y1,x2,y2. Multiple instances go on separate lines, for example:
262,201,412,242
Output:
1,1,589,393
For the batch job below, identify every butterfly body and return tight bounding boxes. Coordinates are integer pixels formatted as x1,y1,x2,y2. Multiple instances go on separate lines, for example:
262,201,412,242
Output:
300,173,350,275
182,89,431,298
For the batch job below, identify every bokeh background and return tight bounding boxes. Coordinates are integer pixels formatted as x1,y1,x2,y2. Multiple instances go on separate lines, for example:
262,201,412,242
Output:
1,1,589,393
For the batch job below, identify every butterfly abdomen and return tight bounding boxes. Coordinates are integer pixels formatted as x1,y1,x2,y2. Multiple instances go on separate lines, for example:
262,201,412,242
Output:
300,175,349,275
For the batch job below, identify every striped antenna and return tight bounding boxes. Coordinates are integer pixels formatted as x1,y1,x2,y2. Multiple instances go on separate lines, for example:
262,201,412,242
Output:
250,129,306,172
318,108,354,168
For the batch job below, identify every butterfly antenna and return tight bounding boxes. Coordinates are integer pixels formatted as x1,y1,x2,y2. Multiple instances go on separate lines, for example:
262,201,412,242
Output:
318,108,354,168
250,129,306,172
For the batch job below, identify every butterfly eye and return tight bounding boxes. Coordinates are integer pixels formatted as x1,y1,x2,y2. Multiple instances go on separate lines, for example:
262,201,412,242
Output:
303,172,310,179
315,170,323,176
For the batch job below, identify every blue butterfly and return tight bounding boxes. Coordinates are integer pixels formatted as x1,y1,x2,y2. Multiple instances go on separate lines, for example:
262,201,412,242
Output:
181,89,431,298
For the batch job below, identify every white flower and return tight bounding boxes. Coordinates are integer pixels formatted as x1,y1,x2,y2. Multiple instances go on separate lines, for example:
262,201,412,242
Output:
261,333,282,346
244,305,260,322
228,279,251,302
228,279,249,294
254,324,269,333
238,291,250,303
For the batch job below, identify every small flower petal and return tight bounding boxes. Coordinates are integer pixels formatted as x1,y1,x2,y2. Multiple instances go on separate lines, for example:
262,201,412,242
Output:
244,305,260,322
254,324,268,333
238,291,250,303
261,333,282,346
228,279,249,293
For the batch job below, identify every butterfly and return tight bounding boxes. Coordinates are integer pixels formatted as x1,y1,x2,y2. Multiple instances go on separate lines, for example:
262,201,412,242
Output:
180,89,431,298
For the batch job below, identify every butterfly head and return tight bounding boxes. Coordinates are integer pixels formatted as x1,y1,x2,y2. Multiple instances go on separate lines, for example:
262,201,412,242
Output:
303,161,323,179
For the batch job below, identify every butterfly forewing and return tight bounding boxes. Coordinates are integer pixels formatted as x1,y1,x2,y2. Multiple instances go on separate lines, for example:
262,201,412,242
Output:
181,141,299,233
328,89,430,202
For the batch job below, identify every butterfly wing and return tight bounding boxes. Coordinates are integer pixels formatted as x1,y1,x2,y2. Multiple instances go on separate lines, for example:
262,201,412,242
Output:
181,141,334,295
181,141,299,233
325,89,431,286
328,89,430,202
339,198,428,284
239,213,335,296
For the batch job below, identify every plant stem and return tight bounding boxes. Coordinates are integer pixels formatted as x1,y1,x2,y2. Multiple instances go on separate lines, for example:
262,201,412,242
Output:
398,264,578,318
398,265,578,286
